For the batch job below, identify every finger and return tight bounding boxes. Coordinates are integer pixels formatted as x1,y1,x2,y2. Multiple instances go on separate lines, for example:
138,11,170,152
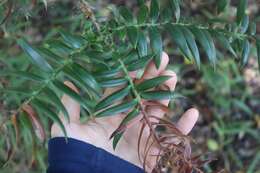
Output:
158,70,177,106
141,52,169,80
59,81,81,123
176,108,199,135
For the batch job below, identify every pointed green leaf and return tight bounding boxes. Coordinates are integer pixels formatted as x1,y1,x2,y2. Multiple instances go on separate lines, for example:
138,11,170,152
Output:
113,133,123,150
95,86,131,111
170,0,180,22
141,91,184,100
149,26,162,68
17,39,52,72
181,26,201,68
32,99,67,138
137,5,148,24
59,30,86,49
0,71,45,81
191,28,216,67
248,22,256,35
240,15,249,33
215,33,237,57
112,109,140,149
127,26,139,48
96,100,137,117
150,0,160,22
237,0,248,25
137,32,148,57
161,7,172,23
37,47,64,65
71,63,102,95
217,0,228,13
241,39,250,67
63,66,98,98
136,76,171,91
0,87,31,95
120,109,140,125
256,39,260,71
43,87,70,122
52,80,93,113
232,99,252,115
46,40,73,56
100,78,128,88
94,68,121,79
127,54,154,71
167,24,193,60
123,50,139,64
119,7,133,22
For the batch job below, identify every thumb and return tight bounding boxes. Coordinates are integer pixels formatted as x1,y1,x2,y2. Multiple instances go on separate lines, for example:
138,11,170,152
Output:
59,81,81,123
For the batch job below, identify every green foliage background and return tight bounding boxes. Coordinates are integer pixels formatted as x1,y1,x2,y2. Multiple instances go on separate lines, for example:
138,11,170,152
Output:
0,0,260,172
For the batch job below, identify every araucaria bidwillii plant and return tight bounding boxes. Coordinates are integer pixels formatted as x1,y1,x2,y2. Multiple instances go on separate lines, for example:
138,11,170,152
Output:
0,0,259,172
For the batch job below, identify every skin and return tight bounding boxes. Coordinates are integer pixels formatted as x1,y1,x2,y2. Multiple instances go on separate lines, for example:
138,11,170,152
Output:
51,52,199,172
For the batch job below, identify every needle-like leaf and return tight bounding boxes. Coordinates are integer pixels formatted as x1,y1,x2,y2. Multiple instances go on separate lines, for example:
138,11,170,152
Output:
136,76,171,91
127,26,139,48
99,78,128,88
141,91,184,100
43,87,70,122
95,86,131,111
181,26,200,68
59,30,86,49
191,28,216,67
119,6,133,23
170,0,180,22
137,5,148,24
217,0,228,13
71,63,102,95
32,99,67,138
112,133,123,150
127,54,154,71
0,71,45,82
167,24,193,60
236,0,248,25
257,39,260,71
52,80,93,113
241,39,250,67
149,27,162,68
18,39,52,72
137,32,148,57
96,100,137,117
150,0,160,23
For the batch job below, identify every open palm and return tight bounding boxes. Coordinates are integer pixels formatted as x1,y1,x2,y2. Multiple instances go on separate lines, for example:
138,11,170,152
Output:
51,52,199,172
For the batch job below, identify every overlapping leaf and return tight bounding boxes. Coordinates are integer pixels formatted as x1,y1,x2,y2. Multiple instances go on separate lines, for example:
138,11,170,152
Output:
150,0,160,23
52,80,93,113
241,39,250,67
59,30,86,49
32,99,67,138
191,28,216,67
95,86,131,111
149,27,162,68
237,0,248,25
136,76,171,91
17,39,52,72
141,90,184,100
96,100,137,117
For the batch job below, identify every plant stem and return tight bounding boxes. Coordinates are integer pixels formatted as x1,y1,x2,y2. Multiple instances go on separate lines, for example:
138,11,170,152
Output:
108,21,251,41
15,45,88,114
118,59,161,145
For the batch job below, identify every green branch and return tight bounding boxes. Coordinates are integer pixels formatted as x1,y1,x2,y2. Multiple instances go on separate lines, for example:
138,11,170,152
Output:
14,45,88,114
109,21,252,41
118,59,161,145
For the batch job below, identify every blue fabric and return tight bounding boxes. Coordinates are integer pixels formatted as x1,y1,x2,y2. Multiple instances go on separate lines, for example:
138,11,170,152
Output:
47,137,144,173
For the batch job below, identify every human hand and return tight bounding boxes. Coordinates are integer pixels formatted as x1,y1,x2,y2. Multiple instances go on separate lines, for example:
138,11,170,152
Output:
51,52,199,172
